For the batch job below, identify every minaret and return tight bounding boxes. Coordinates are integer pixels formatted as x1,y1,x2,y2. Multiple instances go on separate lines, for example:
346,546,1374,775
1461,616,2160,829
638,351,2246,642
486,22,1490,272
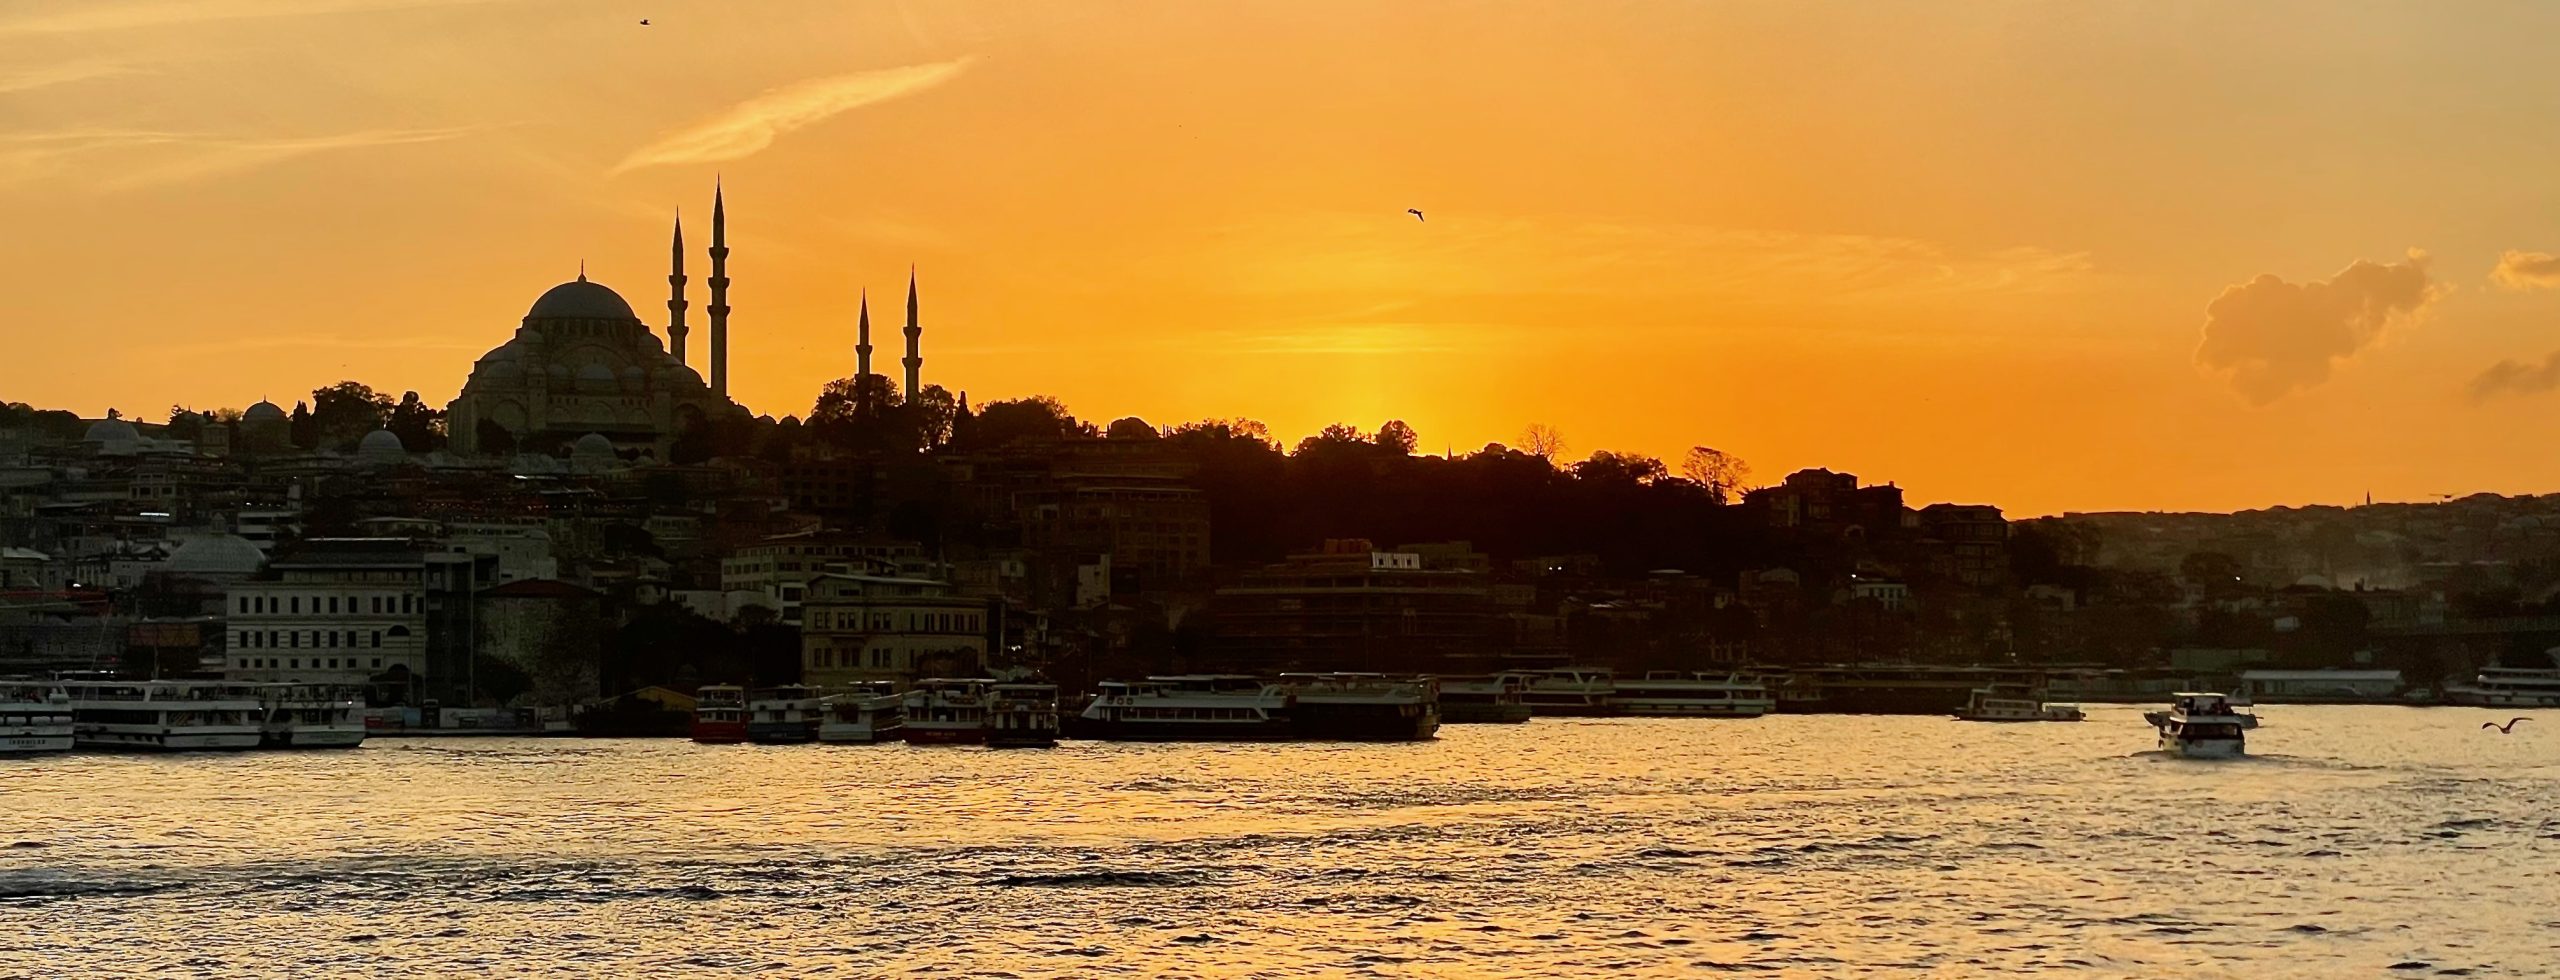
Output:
901,267,921,399
707,181,732,400
666,211,689,365
856,290,873,381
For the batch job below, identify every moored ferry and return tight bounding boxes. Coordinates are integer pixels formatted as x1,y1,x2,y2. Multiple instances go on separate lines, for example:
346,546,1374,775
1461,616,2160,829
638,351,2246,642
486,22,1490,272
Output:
691,684,748,744
1521,667,1615,717
987,682,1061,749
1774,664,2046,715
1438,672,1533,724
2444,665,2560,709
259,684,368,747
1067,675,1296,741
63,680,263,751
1277,673,1440,741
818,681,904,744
901,678,995,745
0,682,74,755
746,684,823,744
2156,692,2248,758
1954,684,2084,722
1612,672,1775,718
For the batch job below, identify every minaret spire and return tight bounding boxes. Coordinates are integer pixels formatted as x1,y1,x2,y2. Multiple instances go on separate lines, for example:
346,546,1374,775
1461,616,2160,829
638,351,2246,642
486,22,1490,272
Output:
707,180,731,400
856,289,874,386
666,210,690,365
901,266,921,400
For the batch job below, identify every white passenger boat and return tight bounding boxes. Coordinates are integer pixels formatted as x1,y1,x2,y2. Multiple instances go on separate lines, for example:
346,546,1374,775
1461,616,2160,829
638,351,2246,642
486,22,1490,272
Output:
2444,666,2560,708
818,681,904,744
1276,672,1441,740
691,684,748,744
902,678,995,745
259,684,368,748
987,682,1061,749
1613,672,1775,718
746,684,823,744
1067,675,1296,741
63,680,263,751
0,682,74,755
1437,672,1533,724
2155,692,2248,758
1954,684,2084,722
1520,667,1615,717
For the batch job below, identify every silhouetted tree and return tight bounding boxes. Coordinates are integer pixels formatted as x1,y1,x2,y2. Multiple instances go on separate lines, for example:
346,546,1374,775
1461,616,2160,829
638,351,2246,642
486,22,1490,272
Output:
1681,446,1752,503
288,401,317,449
965,396,1083,448
1376,419,1418,456
310,381,393,450
1572,450,1668,486
387,391,445,451
1107,416,1159,440
1520,423,1568,462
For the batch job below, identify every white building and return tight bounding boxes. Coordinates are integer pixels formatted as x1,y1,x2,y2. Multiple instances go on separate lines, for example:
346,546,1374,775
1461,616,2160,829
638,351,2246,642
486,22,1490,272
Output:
224,545,429,687
719,530,930,625
800,573,991,686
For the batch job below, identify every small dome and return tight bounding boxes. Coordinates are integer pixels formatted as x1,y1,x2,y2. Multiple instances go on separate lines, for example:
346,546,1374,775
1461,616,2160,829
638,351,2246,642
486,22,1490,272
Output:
571,432,616,460
243,401,287,422
356,429,409,465
527,277,637,321
167,534,266,576
576,362,617,392
83,417,140,444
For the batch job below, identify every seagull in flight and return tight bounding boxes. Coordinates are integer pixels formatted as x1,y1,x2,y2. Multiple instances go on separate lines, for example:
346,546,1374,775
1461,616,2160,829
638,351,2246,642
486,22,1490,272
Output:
639,18,651,25
1406,208,1424,222
2483,717,2529,734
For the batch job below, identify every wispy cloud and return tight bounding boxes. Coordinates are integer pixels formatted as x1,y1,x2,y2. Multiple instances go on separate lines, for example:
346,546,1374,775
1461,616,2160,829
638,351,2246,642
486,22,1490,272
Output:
2491,249,2560,291
0,0,506,37
2194,249,2443,406
613,59,975,175
2467,350,2560,402
0,127,471,190
0,60,142,95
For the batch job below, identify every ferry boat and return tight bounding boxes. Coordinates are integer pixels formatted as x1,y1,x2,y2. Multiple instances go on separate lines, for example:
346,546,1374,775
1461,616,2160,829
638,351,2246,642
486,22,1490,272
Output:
987,682,1061,748
0,682,74,755
2144,695,2258,730
1520,667,1616,717
745,684,823,744
2444,665,2560,708
1438,672,1533,724
1277,673,1441,740
63,680,263,751
1067,675,1297,741
259,684,368,747
1613,672,1775,718
901,678,995,745
818,681,904,744
1773,664,2046,715
2155,692,2249,758
1954,684,2084,722
691,684,748,744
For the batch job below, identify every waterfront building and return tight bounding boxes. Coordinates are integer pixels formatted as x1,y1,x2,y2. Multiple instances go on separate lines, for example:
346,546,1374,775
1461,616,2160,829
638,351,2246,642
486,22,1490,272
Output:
719,529,931,626
799,572,992,686
1212,539,1499,674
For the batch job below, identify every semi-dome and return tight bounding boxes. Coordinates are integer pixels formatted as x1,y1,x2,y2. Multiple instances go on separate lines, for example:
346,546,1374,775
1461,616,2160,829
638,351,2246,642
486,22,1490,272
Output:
527,277,638,321
166,534,267,577
242,400,287,422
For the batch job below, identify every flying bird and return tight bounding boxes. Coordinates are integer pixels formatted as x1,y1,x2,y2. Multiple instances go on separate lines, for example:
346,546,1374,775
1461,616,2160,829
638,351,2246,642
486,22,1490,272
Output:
1406,208,1424,222
2483,717,2529,734
639,18,651,25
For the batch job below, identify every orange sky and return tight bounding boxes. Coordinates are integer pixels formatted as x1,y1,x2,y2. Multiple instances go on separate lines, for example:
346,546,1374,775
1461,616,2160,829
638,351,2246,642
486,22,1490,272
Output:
9,0,2560,516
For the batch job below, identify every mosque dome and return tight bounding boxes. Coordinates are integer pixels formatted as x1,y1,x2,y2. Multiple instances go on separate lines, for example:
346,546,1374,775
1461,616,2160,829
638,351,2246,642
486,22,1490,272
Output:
571,432,617,460
243,400,287,422
355,429,409,466
166,534,267,577
527,277,638,321
83,417,140,445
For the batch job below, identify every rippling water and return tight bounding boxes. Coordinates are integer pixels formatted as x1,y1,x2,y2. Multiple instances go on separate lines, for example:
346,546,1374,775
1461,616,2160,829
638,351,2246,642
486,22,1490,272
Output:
3,706,2556,977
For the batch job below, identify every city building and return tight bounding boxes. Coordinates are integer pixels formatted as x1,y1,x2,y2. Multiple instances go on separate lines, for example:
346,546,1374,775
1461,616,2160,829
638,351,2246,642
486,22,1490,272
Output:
1211,539,1498,673
799,573,992,686
719,530,931,625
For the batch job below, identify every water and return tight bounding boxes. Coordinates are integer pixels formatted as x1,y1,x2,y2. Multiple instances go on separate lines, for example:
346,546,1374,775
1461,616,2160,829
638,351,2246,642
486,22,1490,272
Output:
2,706,2555,978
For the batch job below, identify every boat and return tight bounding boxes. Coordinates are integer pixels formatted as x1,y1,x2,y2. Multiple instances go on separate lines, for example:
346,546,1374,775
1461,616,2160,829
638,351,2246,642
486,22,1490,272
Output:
258,684,368,747
1954,684,2084,722
62,680,263,751
986,682,1061,748
901,678,995,745
818,681,904,744
691,684,748,744
0,682,74,755
1276,673,1440,741
2155,692,2249,758
2144,694,2258,730
1066,675,1297,741
1520,667,1616,717
2444,665,2560,708
1437,672,1533,724
1773,664,2047,715
745,684,823,744
1613,672,1775,718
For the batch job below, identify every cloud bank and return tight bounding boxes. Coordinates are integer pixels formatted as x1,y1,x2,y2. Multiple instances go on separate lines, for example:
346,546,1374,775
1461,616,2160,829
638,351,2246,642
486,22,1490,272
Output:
2491,249,2560,291
614,59,974,175
2467,350,2560,401
2194,249,2442,405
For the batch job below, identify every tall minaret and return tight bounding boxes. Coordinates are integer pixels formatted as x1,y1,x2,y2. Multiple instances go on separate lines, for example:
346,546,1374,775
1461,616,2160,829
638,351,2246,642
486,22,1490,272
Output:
901,267,922,398
666,211,689,365
707,181,732,400
856,290,873,382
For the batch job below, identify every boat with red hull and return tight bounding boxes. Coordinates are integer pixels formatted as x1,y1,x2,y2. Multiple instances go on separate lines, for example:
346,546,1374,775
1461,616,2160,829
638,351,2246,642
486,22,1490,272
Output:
691,684,748,744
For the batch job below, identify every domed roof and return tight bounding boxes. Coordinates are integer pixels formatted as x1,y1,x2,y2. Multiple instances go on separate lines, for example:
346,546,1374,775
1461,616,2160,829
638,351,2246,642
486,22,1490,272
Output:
527,277,637,321
83,417,140,444
243,400,287,422
355,428,409,465
166,534,266,576
571,432,617,459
